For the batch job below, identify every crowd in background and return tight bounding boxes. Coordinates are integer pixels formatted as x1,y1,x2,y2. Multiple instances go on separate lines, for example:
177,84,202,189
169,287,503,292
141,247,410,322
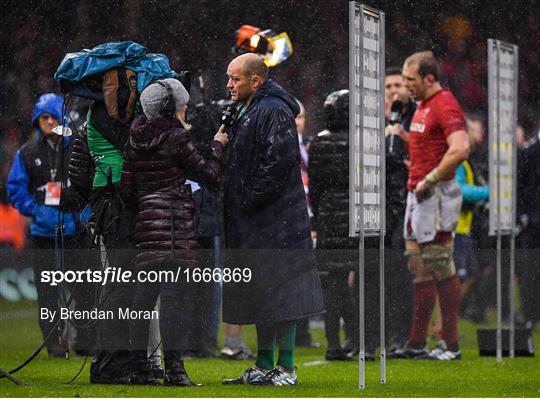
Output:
1,0,539,341
2,1,540,188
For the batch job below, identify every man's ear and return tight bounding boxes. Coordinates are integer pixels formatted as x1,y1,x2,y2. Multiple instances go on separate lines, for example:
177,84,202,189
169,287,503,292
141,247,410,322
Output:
251,75,262,88
425,74,436,86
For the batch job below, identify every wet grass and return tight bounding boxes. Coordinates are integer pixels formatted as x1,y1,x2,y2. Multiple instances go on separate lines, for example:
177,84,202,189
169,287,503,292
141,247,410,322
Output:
1,300,539,397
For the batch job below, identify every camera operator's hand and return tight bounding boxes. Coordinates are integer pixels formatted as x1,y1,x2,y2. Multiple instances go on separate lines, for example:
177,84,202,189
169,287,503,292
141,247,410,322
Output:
385,123,403,137
214,125,229,145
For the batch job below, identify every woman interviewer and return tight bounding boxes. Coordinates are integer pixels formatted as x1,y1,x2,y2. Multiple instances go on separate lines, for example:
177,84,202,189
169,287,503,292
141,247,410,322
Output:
121,78,228,386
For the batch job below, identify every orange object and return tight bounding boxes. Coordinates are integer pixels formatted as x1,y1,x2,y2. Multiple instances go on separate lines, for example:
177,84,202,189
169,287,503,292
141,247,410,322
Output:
236,25,261,51
0,204,26,250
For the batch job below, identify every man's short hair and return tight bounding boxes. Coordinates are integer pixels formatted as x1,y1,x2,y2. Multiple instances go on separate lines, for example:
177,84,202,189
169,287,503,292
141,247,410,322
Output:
242,56,269,80
404,51,440,81
385,66,403,77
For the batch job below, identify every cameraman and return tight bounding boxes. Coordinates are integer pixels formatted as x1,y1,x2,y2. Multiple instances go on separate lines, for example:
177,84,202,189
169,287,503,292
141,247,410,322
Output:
83,75,138,384
309,89,359,361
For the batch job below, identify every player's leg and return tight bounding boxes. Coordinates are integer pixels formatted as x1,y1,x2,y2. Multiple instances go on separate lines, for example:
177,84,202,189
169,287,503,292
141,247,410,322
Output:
422,180,463,359
406,239,436,349
391,192,437,359
422,237,462,359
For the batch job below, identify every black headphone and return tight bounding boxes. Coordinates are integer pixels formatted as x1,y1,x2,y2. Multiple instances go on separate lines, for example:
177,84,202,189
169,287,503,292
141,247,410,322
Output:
156,80,176,117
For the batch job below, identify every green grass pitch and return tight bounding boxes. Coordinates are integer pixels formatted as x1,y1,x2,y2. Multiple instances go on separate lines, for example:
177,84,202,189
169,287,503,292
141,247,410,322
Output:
1,299,539,397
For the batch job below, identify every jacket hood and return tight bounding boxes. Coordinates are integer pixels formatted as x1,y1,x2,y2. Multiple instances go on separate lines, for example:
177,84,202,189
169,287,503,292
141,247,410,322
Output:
32,93,73,147
252,79,300,117
31,93,65,128
129,115,182,151
31,93,73,145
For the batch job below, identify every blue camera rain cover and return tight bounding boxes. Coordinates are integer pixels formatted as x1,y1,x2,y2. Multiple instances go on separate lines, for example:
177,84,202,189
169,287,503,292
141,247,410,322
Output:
54,41,177,93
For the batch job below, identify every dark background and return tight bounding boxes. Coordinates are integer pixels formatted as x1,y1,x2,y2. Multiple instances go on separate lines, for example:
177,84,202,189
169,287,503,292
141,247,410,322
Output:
1,0,539,185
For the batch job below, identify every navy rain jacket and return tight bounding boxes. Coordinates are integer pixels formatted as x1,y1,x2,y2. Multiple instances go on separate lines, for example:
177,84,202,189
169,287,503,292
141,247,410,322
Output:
222,79,324,324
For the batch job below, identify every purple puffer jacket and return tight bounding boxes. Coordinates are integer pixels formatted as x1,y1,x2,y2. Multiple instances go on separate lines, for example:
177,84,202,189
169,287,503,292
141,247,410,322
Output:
121,115,222,269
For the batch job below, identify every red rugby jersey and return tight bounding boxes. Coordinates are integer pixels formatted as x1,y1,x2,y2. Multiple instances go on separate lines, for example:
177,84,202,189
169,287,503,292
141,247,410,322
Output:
407,89,466,191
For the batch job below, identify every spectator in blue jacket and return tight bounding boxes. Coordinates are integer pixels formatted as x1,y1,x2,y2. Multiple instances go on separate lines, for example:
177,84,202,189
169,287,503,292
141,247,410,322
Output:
7,93,94,357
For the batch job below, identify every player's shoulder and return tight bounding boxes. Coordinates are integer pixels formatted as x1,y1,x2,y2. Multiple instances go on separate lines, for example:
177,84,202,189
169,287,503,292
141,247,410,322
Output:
433,89,459,105
430,89,463,115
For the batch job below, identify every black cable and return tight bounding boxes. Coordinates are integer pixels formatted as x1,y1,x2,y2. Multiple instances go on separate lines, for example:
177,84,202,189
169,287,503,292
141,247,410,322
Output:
3,96,145,383
68,300,161,384
147,340,162,361
0,230,115,380
0,227,103,378
0,96,102,378
0,317,61,378
65,354,89,385
55,96,104,330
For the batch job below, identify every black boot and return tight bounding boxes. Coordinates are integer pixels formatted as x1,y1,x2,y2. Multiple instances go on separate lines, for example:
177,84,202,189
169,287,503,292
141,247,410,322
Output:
164,350,200,386
129,351,160,385
90,351,132,384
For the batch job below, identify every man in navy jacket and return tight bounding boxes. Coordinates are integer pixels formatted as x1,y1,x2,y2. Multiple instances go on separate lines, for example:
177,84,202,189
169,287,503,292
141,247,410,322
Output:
221,54,324,386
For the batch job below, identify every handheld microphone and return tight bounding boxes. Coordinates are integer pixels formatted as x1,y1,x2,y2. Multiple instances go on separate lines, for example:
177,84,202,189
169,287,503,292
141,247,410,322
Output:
389,99,403,125
388,99,402,154
52,126,73,137
220,105,238,128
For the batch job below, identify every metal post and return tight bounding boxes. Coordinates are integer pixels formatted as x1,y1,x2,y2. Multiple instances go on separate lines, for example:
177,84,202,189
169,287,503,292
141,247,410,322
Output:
496,231,502,362
379,227,385,383
349,1,365,389
494,40,503,363
509,43,519,359
378,10,386,385
509,230,515,358
359,229,365,389
348,0,356,239
358,13,366,382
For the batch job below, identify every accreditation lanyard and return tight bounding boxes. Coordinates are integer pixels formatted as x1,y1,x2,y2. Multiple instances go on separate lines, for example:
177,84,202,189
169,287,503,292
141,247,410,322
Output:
45,139,61,206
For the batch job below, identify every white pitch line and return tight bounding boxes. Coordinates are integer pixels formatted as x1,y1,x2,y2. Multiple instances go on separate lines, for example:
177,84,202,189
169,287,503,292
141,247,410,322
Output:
303,360,330,367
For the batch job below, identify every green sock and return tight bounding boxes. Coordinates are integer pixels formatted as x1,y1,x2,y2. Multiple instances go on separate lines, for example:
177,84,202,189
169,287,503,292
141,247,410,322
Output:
276,322,296,371
255,323,276,370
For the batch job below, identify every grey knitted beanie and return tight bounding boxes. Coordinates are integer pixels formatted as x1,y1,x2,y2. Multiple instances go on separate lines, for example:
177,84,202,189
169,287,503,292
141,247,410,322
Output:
140,78,190,119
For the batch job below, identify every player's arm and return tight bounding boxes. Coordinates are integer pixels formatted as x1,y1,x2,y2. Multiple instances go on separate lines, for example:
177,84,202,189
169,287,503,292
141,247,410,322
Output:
434,130,470,179
415,130,469,200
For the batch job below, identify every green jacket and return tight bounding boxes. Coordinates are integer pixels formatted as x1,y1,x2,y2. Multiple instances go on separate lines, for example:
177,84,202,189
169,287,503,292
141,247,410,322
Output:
86,105,128,187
